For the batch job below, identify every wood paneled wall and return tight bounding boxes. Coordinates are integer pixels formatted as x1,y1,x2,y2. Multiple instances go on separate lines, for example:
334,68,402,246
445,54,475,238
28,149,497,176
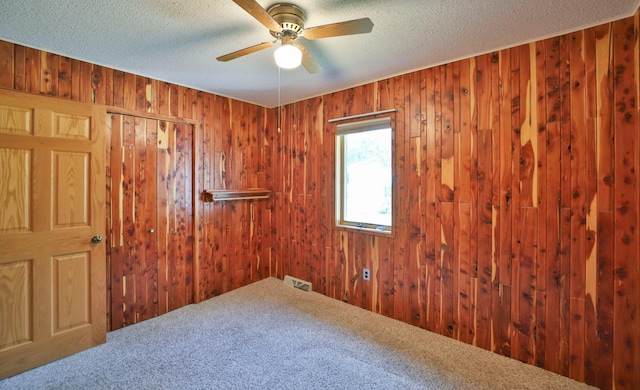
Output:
1,8,640,390
271,12,640,390
0,39,274,324
196,92,275,297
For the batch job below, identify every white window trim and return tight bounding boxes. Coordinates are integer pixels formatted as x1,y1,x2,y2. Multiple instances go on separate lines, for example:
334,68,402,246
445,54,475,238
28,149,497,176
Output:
335,116,394,236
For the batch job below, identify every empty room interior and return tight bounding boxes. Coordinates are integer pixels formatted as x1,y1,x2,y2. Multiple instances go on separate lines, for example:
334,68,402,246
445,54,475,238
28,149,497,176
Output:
1,1,640,389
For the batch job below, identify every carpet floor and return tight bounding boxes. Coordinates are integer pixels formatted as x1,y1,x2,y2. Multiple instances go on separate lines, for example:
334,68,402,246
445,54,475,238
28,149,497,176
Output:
0,277,594,389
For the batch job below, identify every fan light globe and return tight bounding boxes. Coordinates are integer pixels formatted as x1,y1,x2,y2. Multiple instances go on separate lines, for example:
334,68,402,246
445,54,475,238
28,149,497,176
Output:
274,44,302,69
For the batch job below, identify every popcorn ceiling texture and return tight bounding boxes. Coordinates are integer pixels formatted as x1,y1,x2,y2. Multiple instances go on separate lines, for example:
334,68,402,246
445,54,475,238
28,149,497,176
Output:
0,0,637,107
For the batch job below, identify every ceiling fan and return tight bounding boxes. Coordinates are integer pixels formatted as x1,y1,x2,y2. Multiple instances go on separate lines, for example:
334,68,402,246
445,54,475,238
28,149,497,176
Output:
217,0,374,73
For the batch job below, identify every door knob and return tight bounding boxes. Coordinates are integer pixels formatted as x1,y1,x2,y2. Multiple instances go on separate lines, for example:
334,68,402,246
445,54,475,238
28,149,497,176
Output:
91,235,103,243
148,228,155,233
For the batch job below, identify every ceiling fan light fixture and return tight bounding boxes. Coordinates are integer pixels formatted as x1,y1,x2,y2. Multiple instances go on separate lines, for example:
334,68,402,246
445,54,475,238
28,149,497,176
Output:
220,0,373,75
274,43,302,69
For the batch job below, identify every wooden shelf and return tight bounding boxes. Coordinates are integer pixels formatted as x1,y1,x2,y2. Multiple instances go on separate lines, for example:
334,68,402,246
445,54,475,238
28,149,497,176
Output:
202,188,271,202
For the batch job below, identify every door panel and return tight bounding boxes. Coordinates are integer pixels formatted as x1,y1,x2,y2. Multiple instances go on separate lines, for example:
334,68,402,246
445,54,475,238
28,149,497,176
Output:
0,259,31,349
108,115,159,328
107,114,193,331
0,148,31,233
0,90,105,379
53,252,91,331
52,151,90,228
0,104,32,135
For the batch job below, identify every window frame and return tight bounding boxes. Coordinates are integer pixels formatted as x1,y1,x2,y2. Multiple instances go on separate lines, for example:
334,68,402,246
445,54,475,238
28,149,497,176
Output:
335,115,395,237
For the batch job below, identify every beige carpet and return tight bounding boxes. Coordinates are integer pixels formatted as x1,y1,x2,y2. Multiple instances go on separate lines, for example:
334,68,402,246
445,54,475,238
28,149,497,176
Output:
0,277,594,389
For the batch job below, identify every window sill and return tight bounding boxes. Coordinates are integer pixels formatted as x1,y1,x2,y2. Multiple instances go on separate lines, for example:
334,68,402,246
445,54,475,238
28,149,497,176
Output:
336,224,394,238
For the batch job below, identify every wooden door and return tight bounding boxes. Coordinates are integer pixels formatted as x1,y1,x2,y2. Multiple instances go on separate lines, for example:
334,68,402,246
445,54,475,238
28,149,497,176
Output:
0,90,106,378
107,114,193,331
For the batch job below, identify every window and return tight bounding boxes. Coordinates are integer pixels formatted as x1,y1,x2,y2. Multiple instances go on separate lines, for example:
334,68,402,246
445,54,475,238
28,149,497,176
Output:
336,117,393,234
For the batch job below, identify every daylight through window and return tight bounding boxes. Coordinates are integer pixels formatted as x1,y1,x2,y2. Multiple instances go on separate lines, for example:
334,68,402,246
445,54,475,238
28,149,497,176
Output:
336,117,393,233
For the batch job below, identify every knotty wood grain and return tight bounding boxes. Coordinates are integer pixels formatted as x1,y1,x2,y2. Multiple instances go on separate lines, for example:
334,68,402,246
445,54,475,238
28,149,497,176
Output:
274,15,639,388
0,41,13,89
1,9,640,388
0,40,269,334
612,16,639,389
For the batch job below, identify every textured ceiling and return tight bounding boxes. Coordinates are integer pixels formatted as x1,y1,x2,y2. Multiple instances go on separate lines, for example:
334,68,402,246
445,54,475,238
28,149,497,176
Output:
1,1,638,108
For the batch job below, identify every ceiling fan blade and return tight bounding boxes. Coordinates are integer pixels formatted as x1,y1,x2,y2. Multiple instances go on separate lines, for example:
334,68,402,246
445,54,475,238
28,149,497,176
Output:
296,45,320,74
216,41,274,62
232,0,282,33
302,18,373,40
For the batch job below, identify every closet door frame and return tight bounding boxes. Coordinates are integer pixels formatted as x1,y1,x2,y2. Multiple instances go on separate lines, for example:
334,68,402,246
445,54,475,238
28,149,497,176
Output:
106,111,196,331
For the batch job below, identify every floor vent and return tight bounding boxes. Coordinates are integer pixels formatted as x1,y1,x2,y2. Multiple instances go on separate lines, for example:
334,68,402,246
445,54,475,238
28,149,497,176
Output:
283,275,312,292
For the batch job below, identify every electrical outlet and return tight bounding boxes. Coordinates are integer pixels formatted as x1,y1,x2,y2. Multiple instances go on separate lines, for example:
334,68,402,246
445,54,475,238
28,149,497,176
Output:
363,268,371,281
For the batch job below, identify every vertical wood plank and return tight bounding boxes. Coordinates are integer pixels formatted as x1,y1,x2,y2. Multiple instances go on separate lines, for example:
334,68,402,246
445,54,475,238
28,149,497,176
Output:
517,207,537,364
122,73,136,110
431,69,443,334
24,47,40,94
584,27,599,381
12,44,25,91
441,64,455,202
457,203,472,344
440,201,455,335
542,33,563,374
40,51,58,97
391,75,409,323
133,117,148,323
570,297,586,382
109,114,124,330
104,67,114,106
0,41,14,89
612,16,639,389
569,31,587,302
558,207,572,377
112,70,125,108
425,68,438,204
425,200,437,331
69,59,81,101
105,114,113,331
533,39,547,370
157,121,169,313
92,65,106,105
57,56,72,99
121,116,136,327
79,61,92,103
557,31,573,378
544,120,562,374
534,40,547,294
458,60,473,205
596,211,614,389
497,48,513,358
509,47,523,362
408,132,423,327
476,128,492,350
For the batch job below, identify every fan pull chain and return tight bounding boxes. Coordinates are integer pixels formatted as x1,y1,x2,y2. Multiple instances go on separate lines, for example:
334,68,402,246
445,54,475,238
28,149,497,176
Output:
293,70,297,132
277,66,281,133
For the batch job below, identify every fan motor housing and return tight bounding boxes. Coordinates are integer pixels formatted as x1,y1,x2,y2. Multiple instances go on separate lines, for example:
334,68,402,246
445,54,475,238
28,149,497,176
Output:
268,4,305,38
